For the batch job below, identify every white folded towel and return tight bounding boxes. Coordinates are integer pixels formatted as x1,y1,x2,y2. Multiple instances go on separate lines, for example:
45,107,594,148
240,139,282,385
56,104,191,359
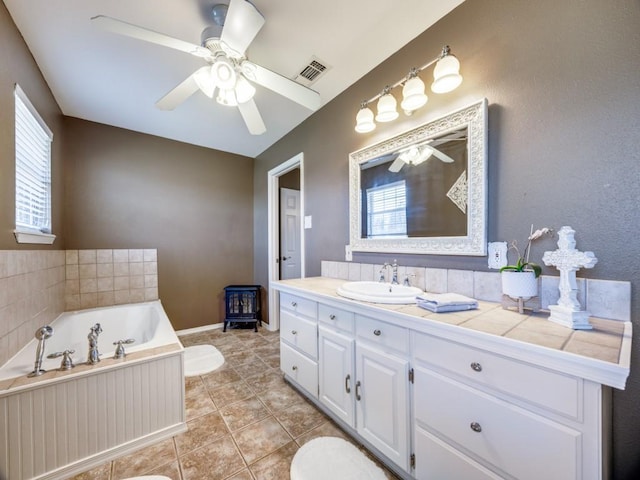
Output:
416,292,478,313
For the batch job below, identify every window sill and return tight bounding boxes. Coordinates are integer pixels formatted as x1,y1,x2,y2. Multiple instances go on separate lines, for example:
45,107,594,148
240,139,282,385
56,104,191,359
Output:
14,229,56,245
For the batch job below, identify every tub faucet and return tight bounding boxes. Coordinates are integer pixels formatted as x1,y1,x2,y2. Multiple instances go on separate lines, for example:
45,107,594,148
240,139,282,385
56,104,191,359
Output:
113,339,135,359
87,323,102,365
379,262,390,282
28,325,54,377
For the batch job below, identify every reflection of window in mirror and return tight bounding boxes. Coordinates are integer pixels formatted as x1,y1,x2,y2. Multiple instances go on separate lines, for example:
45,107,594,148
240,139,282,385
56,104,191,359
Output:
365,180,407,238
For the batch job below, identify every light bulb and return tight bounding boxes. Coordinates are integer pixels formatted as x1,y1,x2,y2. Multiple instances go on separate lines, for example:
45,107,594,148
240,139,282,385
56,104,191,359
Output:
431,54,463,94
355,106,375,133
375,92,399,122
193,66,215,98
211,58,237,90
401,76,428,112
234,75,256,104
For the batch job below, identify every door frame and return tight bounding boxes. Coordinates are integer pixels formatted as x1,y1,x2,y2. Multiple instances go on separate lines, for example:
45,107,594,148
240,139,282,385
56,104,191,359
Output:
267,152,305,331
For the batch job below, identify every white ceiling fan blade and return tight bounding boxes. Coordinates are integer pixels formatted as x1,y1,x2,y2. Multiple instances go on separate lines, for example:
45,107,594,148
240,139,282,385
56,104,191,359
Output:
156,73,200,110
430,147,455,163
242,61,321,111
237,99,266,135
388,158,405,173
220,0,265,57
91,15,211,58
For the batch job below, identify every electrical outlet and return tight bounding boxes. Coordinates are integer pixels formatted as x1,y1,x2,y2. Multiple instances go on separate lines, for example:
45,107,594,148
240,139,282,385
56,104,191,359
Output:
488,242,508,269
345,245,353,262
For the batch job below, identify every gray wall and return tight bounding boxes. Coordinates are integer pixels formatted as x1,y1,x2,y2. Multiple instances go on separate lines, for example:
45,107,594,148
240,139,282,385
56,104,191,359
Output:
254,1,640,478
0,1,65,249
64,118,255,330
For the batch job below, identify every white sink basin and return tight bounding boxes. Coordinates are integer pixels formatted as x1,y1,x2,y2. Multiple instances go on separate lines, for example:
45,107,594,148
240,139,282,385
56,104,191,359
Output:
336,281,423,304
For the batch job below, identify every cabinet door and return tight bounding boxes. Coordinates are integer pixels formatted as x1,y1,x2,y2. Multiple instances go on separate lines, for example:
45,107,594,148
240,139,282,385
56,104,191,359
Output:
318,326,355,427
355,342,410,472
280,341,318,398
414,426,502,480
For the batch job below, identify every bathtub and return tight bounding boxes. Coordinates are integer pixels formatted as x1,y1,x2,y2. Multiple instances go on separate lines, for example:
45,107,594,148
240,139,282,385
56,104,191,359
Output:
0,301,179,381
0,301,186,480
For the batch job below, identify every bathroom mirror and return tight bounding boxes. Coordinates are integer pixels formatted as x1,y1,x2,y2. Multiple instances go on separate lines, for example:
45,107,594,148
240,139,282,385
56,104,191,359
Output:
348,98,488,255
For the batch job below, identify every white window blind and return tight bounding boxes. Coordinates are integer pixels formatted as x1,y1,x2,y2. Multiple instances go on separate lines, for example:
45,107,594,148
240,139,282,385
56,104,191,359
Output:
15,85,53,234
366,180,407,238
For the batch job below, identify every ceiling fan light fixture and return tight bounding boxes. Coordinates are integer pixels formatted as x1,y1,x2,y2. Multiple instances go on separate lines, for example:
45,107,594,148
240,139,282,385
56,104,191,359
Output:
193,66,216,98
375,88,399,123
211,57,237,90
355,104,375,133
401,75,428,113
431,46,463,94
235,75,256,104
216,87,238,107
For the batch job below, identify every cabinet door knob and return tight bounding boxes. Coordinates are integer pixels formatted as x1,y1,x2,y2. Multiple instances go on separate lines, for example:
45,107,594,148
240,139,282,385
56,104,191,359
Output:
373,329,381,336
329,314,336,320
292,365,297,371
291,330,297,335
470,422,482,433
345,374,351,393
355,380,362,401
470,362,482,372
291,301,297,307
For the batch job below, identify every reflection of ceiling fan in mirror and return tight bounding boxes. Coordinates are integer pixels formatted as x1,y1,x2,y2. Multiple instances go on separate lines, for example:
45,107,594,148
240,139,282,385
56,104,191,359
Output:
92,0,322,135
388,131,467,172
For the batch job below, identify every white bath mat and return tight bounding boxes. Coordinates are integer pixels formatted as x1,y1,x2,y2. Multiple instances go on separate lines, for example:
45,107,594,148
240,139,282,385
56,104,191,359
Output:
183,345,225,377
290,436,387,480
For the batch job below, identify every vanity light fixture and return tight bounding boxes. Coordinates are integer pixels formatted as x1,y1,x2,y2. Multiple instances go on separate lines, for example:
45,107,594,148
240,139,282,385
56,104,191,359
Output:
354,45,463,133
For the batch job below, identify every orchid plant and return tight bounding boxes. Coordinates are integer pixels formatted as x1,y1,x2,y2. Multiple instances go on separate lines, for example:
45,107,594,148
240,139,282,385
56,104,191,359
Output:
500,225,553,278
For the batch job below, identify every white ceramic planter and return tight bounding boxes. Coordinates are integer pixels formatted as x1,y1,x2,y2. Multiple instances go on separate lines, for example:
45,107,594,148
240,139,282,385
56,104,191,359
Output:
501,270,538,298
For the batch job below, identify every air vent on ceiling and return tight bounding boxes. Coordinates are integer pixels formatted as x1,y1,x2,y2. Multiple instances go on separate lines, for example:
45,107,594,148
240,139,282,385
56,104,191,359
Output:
294,56,331,86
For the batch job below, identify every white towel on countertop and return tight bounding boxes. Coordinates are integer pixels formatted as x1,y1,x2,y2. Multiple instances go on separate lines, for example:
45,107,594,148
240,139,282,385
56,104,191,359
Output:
416,292,478,313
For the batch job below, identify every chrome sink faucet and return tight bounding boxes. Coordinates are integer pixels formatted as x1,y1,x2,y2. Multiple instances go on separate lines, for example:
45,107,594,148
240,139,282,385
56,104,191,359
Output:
87,323,102,365
391,259,399,285
379,262,390,283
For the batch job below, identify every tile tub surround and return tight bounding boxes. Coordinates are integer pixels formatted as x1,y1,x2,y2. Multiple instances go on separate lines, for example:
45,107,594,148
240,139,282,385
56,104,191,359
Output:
65,248,159,310
321,261,632,322
68,328,400,480
0,250,66,367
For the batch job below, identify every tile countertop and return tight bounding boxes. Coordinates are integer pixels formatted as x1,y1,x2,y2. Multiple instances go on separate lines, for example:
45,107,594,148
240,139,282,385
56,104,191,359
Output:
272,277,632,390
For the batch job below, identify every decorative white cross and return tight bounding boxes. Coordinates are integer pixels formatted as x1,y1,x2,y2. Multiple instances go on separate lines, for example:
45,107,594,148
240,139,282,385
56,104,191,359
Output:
542,226,597,329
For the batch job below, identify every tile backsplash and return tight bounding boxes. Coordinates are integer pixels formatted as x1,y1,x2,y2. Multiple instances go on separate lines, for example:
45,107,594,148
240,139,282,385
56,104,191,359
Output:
0,248,159,369
0,251,66,367
321,260,631,322
65,249,159,310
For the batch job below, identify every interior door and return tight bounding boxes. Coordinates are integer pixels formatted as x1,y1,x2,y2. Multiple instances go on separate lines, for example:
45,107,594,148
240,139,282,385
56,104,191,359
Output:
280,187,301,279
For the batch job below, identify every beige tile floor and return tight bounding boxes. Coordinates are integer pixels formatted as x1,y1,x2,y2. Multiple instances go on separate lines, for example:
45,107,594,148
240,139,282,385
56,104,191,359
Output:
71,326,399,480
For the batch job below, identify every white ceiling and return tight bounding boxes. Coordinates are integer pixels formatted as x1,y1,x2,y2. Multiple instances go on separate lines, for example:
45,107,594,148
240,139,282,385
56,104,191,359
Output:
4,0,464,157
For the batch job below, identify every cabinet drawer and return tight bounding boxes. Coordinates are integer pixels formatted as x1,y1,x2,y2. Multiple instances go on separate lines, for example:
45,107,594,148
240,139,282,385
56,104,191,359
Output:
281,341,318,398
412,332,581,419
356,315,408,353
281,310,317,359
318,303,354,332
420,369,580,480
280,292,317,319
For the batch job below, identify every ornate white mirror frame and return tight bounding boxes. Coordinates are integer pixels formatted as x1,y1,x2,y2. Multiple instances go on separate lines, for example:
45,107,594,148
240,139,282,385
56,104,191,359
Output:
348,98,488,255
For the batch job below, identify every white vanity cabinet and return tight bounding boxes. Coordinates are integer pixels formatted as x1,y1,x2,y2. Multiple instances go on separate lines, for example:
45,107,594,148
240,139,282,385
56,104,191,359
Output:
274,278,629,480
316,305,411,473
411,331,603,480
279,292,318,398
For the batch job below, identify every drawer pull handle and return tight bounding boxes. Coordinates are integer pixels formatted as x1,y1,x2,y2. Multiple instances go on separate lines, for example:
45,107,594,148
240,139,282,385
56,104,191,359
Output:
292,365,297,371
355,380,362,401
291,330,297,335
291,301,297,307
373,329,381,336
470,362,482,372
470,422,482,433
345,374,351,393
329,314,336,320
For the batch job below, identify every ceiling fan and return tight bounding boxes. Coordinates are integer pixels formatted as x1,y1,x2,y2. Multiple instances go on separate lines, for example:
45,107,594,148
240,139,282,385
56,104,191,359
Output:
92,0,322,135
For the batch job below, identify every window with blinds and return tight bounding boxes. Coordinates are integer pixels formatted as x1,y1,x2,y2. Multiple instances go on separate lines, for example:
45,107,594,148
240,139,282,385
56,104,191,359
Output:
366,180,408,238
14,85,53,235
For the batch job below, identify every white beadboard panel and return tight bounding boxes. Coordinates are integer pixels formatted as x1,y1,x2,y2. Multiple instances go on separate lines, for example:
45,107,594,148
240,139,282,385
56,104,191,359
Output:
0,353,184,480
